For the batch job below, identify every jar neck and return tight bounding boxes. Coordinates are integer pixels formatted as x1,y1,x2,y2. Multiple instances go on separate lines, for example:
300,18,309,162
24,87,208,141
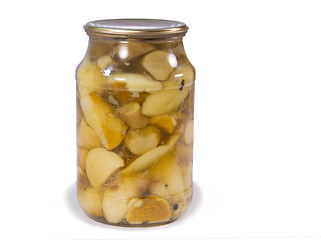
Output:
88,35,184,44
85,36,187,62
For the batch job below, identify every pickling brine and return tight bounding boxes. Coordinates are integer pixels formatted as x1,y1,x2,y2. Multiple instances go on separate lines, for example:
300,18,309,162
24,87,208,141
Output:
76,19,195,226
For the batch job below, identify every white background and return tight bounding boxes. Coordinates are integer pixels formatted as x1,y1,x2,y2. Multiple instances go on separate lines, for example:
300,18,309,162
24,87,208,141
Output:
0,0,321,240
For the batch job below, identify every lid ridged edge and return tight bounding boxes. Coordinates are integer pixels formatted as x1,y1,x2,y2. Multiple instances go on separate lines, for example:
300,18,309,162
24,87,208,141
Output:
84,19,189,39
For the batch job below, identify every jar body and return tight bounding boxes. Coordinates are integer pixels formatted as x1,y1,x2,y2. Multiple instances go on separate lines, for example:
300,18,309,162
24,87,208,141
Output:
76,37,195,226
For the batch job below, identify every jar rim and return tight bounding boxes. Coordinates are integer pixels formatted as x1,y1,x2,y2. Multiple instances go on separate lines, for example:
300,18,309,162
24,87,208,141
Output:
84,19,189,39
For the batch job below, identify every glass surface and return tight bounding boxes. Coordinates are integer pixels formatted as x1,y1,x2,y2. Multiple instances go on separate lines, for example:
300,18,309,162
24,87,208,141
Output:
76,33,195,226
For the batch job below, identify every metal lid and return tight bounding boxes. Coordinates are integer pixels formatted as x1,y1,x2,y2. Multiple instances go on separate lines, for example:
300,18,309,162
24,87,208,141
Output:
84,19,189,39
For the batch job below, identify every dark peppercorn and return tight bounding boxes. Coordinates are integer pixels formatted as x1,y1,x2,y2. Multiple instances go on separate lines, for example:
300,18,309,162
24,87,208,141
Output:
179,80,185,90
173,203,179,210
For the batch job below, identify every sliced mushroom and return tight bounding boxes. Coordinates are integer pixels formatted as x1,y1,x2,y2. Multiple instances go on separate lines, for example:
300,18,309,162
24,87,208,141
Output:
142,87,190,117
102,173,150,223
169,191,191,219
77,147,89,170
118,102,149,129
149,152,185,195
77,186,103,217
126,197,171,224
107,73,163,94
175,143,193,166
77,119,102,149
97,55,112,70
141,65,194,117
80,92,128,150
102,197,128,224
141,50,175,81
120,133,179,176
183,120,194,145
149,114,177,133
76,58,104,98
124,126,161,156
86,148,124,190
149,179,170,197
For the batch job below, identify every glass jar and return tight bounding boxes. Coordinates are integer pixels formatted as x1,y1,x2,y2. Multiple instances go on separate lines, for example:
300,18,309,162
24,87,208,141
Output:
76,19,195,226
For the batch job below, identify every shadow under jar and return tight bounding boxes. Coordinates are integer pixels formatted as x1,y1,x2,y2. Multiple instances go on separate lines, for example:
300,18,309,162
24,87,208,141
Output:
76,19,195,227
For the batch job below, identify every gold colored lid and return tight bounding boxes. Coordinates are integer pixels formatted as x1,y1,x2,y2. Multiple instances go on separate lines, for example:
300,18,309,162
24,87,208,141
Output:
84,19,189,39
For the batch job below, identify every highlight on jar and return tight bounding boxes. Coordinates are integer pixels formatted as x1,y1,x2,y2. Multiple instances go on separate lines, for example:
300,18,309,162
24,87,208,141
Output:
76,19,195,227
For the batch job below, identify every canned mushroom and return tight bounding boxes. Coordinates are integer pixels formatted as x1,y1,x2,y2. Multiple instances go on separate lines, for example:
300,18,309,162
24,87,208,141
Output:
76,19,195,226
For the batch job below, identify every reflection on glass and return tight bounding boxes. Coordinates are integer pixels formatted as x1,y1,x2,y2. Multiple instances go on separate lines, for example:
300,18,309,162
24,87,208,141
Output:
168,53,178,68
